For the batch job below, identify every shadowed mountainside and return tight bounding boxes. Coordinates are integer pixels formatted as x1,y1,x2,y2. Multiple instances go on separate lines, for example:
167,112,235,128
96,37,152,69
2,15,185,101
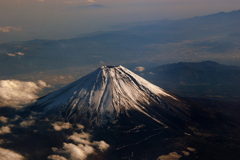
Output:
142,61,240,100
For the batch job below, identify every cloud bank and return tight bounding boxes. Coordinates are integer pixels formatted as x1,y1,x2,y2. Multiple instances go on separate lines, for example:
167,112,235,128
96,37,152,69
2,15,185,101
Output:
0,80,51,108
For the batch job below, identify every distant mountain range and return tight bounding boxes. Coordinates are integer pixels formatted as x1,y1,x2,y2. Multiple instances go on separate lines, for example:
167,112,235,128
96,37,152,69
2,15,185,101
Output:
0,9,239,79
141,61,240,100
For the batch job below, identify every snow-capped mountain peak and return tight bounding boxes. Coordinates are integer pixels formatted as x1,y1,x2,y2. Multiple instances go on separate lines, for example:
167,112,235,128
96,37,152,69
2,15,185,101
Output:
29,65,190,127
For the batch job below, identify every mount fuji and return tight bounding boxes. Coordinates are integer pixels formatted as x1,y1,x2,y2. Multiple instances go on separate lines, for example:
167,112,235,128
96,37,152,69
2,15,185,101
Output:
9,65,240,160
28,65,191,129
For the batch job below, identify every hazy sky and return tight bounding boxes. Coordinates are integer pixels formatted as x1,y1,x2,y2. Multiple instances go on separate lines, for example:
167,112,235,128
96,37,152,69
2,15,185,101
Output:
0,0,239,43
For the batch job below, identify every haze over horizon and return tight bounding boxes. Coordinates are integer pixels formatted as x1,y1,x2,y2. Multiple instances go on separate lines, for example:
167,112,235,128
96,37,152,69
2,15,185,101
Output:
0,0,239,43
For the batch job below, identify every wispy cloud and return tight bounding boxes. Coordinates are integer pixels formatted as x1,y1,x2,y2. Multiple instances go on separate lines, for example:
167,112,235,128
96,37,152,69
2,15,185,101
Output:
6,52,24,57
0,26,21,33
0,80,51,108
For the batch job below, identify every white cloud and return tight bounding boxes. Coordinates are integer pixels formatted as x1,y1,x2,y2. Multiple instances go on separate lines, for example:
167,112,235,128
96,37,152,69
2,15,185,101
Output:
68,132,109,151
16,52,24,56
70,131,110,150
49,130,109,160
0,126,11,134
0,148,24,160
92,140,109,151
59,142,94,160
68,132,109,155
0,26,21,33
0,116,8,123
48,155,67,160
38,80,51,88
187,147,196,152
157,152,182,160
6,52,24,57
20,120,35,127
134,66,145,72
52,122,72,131
76,124,84,130
0,80,51,108
182,151,190,156
6,53,16,57
68,132,91,145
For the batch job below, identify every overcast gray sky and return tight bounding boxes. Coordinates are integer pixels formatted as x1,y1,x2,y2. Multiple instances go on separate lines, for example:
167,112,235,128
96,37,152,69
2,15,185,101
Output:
0,0,239,43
